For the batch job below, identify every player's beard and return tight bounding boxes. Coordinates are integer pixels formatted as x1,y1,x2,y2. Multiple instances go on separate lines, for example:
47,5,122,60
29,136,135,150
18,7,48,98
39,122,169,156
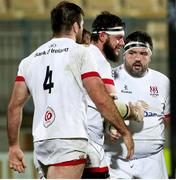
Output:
125,61,148,77
103,39,119,62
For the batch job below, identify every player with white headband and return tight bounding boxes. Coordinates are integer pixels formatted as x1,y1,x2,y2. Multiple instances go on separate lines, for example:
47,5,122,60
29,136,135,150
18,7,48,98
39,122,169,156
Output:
82,12,148,179
104,31,170,179
124,41,152,56
92,26,125,36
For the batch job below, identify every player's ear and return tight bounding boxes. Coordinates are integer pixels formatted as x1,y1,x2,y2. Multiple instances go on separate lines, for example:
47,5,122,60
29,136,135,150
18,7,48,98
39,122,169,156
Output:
99,32,108,43
73,22,79,34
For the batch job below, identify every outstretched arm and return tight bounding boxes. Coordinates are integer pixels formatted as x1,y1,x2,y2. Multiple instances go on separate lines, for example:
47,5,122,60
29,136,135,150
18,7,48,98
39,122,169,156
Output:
7,81,30,173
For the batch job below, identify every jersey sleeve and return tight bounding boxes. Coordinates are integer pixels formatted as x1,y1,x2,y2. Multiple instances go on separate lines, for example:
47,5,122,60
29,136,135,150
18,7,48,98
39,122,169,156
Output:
15,60,26,82
164,78,170,117
80,47,101,80
99,62,114,86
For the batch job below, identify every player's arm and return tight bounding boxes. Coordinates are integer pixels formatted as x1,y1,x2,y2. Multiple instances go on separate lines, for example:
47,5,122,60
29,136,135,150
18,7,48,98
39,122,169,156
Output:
164,114,171,128
104,85,148,139
163,86,170,128
83,76,134,160
7,81,30,173
104,83,148,122
109,93,148,121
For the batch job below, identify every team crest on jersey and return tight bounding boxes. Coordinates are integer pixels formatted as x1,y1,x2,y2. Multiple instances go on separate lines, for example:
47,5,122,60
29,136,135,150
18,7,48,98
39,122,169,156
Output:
150,86,159,97
43,107,55,128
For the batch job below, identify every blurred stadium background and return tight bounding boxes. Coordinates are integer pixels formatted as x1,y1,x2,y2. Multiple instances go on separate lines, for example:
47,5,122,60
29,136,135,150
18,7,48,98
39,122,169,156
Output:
0,0,175,178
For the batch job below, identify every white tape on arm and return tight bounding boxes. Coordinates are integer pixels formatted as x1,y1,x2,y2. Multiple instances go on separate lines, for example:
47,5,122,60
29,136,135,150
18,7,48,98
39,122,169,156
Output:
109,93,130,119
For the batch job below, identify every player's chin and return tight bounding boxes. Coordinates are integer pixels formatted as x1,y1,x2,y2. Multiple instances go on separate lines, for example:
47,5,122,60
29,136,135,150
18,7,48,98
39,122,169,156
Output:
132,69,144,77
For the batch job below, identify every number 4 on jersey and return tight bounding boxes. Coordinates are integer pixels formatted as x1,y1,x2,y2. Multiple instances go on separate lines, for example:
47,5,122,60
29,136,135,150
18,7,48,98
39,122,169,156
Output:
43,66,54,93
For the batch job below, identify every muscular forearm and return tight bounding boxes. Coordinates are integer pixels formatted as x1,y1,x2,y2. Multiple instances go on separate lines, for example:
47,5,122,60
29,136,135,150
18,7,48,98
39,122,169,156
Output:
7,82,30,147
7,105,23,147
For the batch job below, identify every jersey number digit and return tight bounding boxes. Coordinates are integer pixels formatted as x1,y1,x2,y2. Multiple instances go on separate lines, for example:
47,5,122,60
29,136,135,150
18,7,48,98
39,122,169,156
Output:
43,66,54,93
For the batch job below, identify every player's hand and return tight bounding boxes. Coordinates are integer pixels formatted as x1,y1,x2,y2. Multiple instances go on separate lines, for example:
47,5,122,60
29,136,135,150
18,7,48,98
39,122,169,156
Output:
106,124,121,140
105,123,134,159
128,100,149,122
8,145,26,173
122,131,134,160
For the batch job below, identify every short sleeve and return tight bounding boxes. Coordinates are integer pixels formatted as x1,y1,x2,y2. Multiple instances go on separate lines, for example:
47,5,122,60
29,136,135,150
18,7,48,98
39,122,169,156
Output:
99,62,114,86
80,47,101,80
15,60,25,82
164,78,170,116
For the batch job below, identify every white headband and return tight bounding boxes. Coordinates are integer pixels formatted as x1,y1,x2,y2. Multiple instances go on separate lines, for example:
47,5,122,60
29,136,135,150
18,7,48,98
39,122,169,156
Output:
92,26,125,36
124,41,152,55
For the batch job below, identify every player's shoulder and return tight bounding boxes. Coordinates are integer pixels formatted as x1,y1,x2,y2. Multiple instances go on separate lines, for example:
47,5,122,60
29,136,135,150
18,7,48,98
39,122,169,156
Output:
77,43,89,50
72,42,88,52
74,43,93,59
112,64,124,79
19,52,34,66
18,40,49,68
113,64,124,72
87,44,103,57
149,68,169,82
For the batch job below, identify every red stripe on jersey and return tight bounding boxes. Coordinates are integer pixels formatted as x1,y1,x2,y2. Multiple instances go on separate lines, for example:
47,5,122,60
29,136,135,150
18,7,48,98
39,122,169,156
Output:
84,166,109,173
102,78,115,85
15,76,25,81
81,71,100,79
50,159,86,166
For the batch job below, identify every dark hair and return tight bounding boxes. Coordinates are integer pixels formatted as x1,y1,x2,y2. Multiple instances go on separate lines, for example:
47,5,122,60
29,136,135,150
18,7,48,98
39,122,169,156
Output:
82,28,91,36
81,28,91,44
91,11,125,42
51,1,84,34
125,31,153,51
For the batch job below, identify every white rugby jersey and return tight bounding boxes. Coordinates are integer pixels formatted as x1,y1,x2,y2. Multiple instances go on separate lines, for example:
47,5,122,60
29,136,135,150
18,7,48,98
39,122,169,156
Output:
105,64,170,158
86,44,115,145
16,38,100,142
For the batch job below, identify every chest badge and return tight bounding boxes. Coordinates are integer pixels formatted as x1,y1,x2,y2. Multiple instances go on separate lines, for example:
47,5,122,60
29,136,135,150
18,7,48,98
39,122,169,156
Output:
150,86,159,97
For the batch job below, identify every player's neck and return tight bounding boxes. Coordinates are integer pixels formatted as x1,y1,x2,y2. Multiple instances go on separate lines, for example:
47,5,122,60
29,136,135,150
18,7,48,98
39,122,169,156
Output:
53,32,76,41
91,41,105,57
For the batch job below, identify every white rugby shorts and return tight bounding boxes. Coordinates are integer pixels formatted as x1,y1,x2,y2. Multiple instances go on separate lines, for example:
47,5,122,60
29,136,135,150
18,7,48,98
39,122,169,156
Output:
85,139,108,172
105,149,168,179
34,138,88,166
